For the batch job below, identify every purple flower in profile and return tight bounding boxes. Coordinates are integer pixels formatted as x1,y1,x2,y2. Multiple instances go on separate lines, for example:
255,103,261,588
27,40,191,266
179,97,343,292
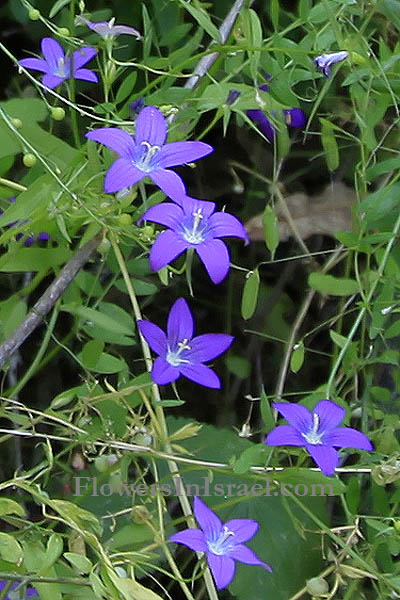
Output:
76,16,141,39
169,497,272,590
137,298,233,388
0,580,38,599
265,400,373,476
19,38,98,89
314,51,349,77
141,195,248,284
85,106,213,200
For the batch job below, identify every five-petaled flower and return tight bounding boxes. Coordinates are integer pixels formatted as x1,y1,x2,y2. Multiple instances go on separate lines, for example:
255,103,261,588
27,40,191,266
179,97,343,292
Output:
169,497,272,590
76,15,141,39
19,37,98,89
265,400,373,476
85,106,213,200
314,51,349,77
141,195,249,284
0,580,37,600
137,298,233,388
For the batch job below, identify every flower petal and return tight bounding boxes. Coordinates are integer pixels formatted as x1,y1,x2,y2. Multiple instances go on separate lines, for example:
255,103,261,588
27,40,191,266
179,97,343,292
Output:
323,427,373,451
181,196,216,217
272,402,312,433
306,444,339,476
179,363,221,388
187,334,234,363
151,356,180,385
246,109,275,141
74,68,98,83
169,528,207,552
112,25,141,37
149,230,189,271
137,320,167,355
85,128,135,159
72,46,97,70
41,38,65,72
196,238,230,284
207,554,236,590
193,497,222,541
265,425,306,447
208,212,248,242
141,202,183,230
284,108,306,129
104,158,144,193
42,74,65,88
314,400,345,432
18,58,49,73
150,168,187,202
228,544,272,571
223,519,259,543
157,141,213,168
135,106,167,146
167,298,194,344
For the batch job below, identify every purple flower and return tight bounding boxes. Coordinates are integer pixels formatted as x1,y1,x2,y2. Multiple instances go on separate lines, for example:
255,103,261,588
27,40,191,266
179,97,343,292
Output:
314,51,349,77
1,197,50,246
85,106,213,200
0,580,38,599
137,298,233,388
76,16,141,39
141,195,248,284
265,400,373,476
169,497,272,590
19,38,98,89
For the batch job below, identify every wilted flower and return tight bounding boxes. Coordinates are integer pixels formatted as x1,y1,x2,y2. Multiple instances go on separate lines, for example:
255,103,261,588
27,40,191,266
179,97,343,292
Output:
265,400,373,476
314,51,349,77
86,106,213,200
137,298,233,388
0,580,38,599
19,37,98,89
130,97,145,119
169,497,272,590
141,195,248,284
76,15,141,39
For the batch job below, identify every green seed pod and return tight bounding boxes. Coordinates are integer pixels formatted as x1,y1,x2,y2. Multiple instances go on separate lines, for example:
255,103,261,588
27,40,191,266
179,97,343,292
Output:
131,505,151,524
10,118,22,129
118,213,133,226
28,8,41,20
97,238,111,255
51,107,66,121
23,153,37,168
58,27,70,37
306,577,329,597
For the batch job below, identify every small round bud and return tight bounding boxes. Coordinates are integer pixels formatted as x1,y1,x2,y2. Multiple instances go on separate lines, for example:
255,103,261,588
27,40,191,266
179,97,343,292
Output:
131,505,151,524
10,118,22,129
306,577,329,597
50,107,65,121
58,27,70,37
141,224,154,238
118,213,133,226
23,153,37,168
97,238,111,255
94,456,110,472
28,8,41,20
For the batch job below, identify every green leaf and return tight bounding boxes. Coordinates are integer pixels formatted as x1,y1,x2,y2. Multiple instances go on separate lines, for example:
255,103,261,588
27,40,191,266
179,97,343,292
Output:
308,273,359,296
384,319,400,339
320,118,339,171
329,330,349,349
49,0,70,17
0,247,72,272
64,552,92,574
78,351,126,374
241,269,260,319
290,341,305,373
0,533,23,564
260,387,276,432
263,205,280,258
62,305,134,337
177,0,222,43
97,398,127,437
233,444,269,474
116,72,138,105
0,498,25,517
82,340,105,369
44,534,64,569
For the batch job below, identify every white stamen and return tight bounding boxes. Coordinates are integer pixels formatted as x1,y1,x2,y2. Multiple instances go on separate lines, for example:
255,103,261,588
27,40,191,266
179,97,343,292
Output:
166,338,191,367
207,526,235,555
302,412,324,445
182,208,206,244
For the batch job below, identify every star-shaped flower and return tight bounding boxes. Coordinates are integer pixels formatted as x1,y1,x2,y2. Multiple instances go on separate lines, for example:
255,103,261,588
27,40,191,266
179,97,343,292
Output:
141,195,248,284
19,38,98,89
265,400,373,476
137,298,233,388
85,106,213,200
169,497,272,590
314,51,349,77
76,15,141,39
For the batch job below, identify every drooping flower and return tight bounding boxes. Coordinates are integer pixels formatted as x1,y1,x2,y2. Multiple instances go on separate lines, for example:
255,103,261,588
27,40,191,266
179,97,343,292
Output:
141,195,248,284
0,580,38,599
75,15,141,39
0,197,50,247
265,400,373,476
137,298,233,388
19,38,98,89
85,106,213,200
169,497,272,590
314,51,349,77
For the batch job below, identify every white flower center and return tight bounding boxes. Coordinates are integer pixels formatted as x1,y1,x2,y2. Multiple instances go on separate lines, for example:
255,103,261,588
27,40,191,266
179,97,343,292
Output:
302,413,324,445
207,526,235,555
166,339,191,367
135,141,161,171
182,208,207,244
55,57,68,78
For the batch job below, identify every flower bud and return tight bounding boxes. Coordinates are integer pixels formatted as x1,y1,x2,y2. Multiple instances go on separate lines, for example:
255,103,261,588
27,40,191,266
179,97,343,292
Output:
23,153,37,167
51,107,66,121
118,213,133,226
28,8,41,20
131,505,151,524
58,27,70,37
10,118,22,129
306,577,329,597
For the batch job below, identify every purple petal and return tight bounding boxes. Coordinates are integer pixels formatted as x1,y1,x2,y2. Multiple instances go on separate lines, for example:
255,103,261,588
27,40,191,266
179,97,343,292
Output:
74,68,98,83
246,109,275,141
223,519,259,543
42,74,65,88
135,106,167,146
323,427,373,451
85,128,135,159
169,528,207,552
179,363,221,388
26,588,38,597
167,298,194,344
141,202,183,229
41,38,65,72
157,141,213,169
18,58,49,73
104,158,144,193
228,544,272,571
149,230,189,271
110,24,141,37
150,169,187,202
72,46,97,70
24,235,35,247
137,320,167,355
265,425,306,447
272,402,312,433
284,108,306,129
181,196,216,217
207,554,235,590
37,232,50,242
196,239,230,284
151,356,180,385
187,334,233,363
193,497,222,541
314,400,345,432
208,212,248,242
306,444,339,476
